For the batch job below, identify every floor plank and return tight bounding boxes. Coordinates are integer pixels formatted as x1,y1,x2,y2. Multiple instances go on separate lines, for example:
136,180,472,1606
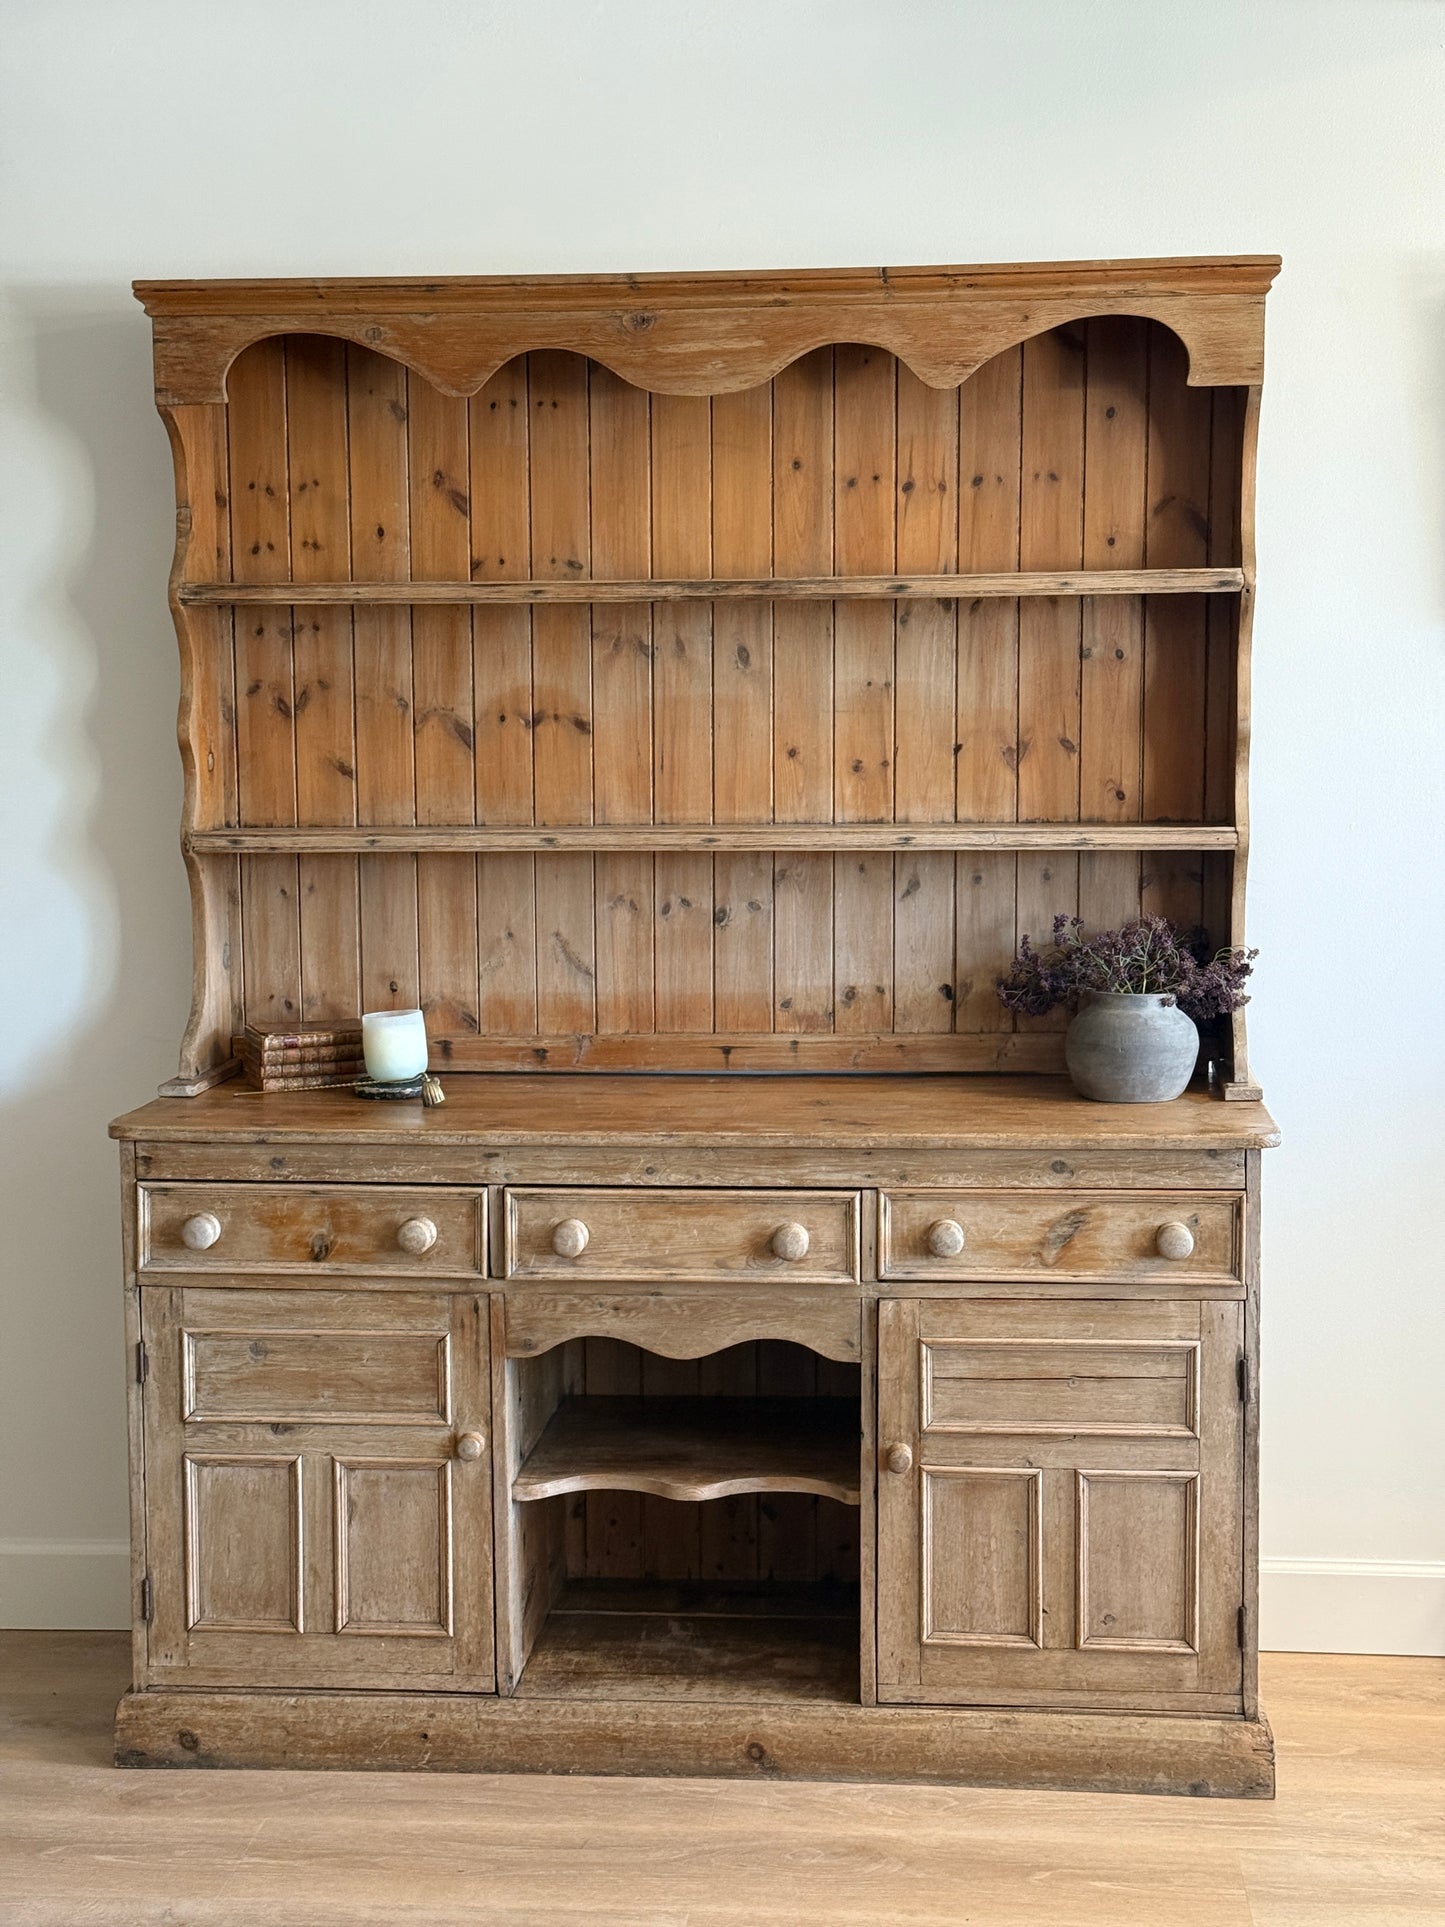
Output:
0,1636,1440,1924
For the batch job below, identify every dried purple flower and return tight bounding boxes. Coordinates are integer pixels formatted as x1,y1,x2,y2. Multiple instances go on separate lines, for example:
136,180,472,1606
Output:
996,915,1256,1023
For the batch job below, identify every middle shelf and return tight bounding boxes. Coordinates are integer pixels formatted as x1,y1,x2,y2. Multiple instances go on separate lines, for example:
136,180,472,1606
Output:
187,822,1240,855
180,566,1246,605
511,1395,862,1506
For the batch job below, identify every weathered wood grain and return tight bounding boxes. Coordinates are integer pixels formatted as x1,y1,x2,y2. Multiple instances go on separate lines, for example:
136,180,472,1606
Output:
711,382,775,1030
286,337,360,1024
151,291,1265,1077
589,366,655,1037
229,338,301,1029
832,345,896,1035
528,352,596,1036
113,1073,1281,1151
650,389,714,1033
191,821,1241,854
136,255,1282,405
894,367,958,1034
408,372,480,1039
183,566,1246,604
511,1397,861,1506
112,1684,1276,1794
503,1291,860,1364
346,345,419,1013
158,399,244,1091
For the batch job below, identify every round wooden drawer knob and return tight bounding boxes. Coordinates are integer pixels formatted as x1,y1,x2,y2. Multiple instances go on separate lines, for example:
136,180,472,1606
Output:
926,1218,967,1258
180,1212,222,1252
1156,1221,1195,1261
770,1222,810,1262
454,1431,486,1462
886,1443,914,1476
551,1218,590,1258
396,1217,438,1256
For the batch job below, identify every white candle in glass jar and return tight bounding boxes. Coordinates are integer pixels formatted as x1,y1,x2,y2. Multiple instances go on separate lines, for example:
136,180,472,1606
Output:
362,1008,429,1082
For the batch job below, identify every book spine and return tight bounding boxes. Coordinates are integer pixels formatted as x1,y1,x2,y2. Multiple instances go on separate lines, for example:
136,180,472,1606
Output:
245,1073,361,1092
237,1041,364,1067
243,1050,366,1071
241,1030,363,1056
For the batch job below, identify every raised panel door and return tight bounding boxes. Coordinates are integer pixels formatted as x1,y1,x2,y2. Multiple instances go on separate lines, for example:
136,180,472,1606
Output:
877,1297,1244,1711
140,1286,494,1690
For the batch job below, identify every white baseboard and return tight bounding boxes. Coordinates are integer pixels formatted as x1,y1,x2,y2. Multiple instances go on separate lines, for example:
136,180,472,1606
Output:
4,1542,1443,1652
0,1539,131,1629
1260,1556,1445,1657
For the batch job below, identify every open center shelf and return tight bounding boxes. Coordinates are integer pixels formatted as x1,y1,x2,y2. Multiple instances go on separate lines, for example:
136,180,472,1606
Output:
512,1395,862,1505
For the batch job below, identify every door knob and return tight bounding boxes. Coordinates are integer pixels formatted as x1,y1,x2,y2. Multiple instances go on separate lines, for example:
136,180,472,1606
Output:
1155,1221,1195,1261
454,1431,486,1462
885,1443,914,1475
180,1212,222,1251
396,1216,438,1255
926,1218,966,1258
770,1222,810,1262
551,1218,590,1258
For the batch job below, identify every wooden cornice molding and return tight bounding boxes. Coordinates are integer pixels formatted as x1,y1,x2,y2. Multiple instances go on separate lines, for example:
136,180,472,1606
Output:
134,255,1281,402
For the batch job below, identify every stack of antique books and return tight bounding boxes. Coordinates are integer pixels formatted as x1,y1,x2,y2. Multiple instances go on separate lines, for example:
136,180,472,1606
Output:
234,1023,364,1091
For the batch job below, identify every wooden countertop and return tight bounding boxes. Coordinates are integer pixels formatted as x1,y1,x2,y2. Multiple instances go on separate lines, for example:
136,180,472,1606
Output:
111,1076,1279,1152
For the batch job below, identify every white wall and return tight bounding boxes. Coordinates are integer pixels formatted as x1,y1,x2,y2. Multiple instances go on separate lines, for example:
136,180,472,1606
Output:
2,0,1442,1650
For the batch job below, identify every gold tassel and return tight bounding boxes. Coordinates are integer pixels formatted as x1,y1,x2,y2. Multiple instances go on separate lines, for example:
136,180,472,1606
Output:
421,1073,446,1107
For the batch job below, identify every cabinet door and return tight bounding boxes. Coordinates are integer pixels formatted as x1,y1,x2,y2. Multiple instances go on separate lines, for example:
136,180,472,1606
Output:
140,1287,494,1691
877,1299,1243,1711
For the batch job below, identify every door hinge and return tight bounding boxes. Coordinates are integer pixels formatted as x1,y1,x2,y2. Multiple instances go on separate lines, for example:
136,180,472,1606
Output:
140,1573,154,1624
135,1339,149,1386
1236,1353,1250,1404
1237,1604,1247,1649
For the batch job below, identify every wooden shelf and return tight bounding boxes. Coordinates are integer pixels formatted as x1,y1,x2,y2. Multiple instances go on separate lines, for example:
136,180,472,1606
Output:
515,1578,859,1705
179,567,1245,606
512,1396,861,1505
187,823,1240,856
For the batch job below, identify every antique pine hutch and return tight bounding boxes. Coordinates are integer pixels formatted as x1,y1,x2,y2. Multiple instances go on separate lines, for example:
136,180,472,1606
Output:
111,257,1280,1793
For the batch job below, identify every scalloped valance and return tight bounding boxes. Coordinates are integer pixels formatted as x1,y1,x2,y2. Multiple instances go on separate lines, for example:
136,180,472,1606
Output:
134,255,1281,403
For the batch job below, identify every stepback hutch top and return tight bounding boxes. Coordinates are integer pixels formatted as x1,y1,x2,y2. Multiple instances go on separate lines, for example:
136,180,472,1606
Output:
112,257,1281,1795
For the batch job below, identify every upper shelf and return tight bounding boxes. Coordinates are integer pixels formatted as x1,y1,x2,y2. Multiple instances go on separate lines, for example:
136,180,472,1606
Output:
187,823,1240,855
180,568,1245,606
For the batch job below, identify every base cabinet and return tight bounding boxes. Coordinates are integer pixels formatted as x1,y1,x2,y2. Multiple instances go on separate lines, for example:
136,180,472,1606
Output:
877,1297,1245,1709
139,1286,495,1691
116,1139,1269,1794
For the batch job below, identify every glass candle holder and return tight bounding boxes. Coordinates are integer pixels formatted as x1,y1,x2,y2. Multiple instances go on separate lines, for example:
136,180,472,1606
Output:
361,1008,429,1083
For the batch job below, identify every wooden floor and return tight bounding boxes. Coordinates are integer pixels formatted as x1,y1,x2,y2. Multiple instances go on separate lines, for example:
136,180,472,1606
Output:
0,1636,1440,1925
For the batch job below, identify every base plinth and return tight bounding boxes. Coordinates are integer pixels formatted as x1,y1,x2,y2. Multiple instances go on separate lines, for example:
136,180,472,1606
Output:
114,1690,1275,1797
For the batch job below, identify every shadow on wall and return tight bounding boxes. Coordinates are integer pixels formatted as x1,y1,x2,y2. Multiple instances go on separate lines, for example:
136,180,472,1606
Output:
1,287,189,1625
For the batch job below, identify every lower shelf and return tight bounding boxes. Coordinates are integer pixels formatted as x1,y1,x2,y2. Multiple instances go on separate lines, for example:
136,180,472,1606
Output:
515,1578,859,1706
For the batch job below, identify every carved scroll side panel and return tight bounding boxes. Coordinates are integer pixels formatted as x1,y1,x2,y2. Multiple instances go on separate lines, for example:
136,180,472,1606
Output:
159,401,243,1095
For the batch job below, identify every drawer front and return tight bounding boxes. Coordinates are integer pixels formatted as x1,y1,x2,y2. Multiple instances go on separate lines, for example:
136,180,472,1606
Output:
878,1190,1240,1283
503,1187,860,1283
139,1184,486,1278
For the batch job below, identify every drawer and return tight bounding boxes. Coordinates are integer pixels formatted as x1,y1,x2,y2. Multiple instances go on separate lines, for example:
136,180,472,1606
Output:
878,1190,1240,1284
138,1184,486,1278
502,1187,860,1284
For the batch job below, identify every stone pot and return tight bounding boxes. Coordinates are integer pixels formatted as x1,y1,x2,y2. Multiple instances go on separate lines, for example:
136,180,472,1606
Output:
1064,991,1199,1103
